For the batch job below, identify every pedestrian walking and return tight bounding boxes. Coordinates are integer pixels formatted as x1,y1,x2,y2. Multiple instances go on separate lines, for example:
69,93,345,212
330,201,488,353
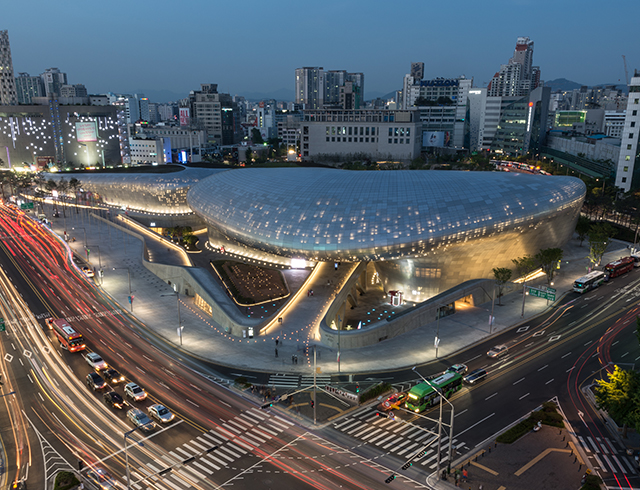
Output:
292,355,295,364
275,338,279,346
462,469,468,481
275,348,278,358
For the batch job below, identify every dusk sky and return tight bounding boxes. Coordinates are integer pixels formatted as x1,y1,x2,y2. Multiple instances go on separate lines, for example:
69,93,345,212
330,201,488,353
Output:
3,0,637,102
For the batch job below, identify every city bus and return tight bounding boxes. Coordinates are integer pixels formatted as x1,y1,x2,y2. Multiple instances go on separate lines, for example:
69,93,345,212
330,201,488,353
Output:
573,271,607,294
405,371,463,413
46,318,86,352
604,256,635,279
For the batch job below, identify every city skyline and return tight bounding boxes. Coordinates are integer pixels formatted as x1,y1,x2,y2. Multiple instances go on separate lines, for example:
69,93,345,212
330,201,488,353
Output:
2,0,637,102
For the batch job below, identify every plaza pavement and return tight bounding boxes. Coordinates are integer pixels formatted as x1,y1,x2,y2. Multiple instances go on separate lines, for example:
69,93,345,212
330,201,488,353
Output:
44,205,631,376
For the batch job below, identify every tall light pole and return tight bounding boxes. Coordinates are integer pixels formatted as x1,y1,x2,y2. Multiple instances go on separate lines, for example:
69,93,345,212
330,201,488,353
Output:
161,290,182,345
113,267,133,312
124,428,143,490
412,366,455,480
88,245,102,284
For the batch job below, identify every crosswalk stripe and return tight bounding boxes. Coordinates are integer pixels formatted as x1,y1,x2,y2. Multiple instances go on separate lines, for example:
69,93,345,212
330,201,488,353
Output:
191,461,213,475
242,432,266,445
266,422,285,433
161,475,187,490
132,483,143,490
605,438,618,454
268,419,289,431
199,457,220,471
367,431,390,444
337,420,360,432
214,428,232,440
375,434,397,446
182,443,199,455
219,445,242,459
578,435,591,452
174,447,193,458
397,442,419,456
227,419,250,431
161,454,177,465
202,431,225,444
620,456,636,473
151,481,172,490
404,427,427,439
334,418,355,429
147,463,163,473
222,423,241,434
414,431,432,442
188,440,207,452
178,465,207,481
587,436,600,453
248,408,267,420
239,412,260,425
597,437,610,454
196,436,218,450
361,428,383,441
228,442,248,454
611,455,626,474
257,425,279,437
213,449,235,462
274,415,294,426
206,453,229,467
138,466,152,476
347,423,370,435
389,439,413,452
374,418,397,428
421,452,439,466
248,429,269,442
602,454,617,473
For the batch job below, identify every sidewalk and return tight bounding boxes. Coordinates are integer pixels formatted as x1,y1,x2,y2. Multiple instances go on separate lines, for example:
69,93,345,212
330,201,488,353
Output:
43,204,631,376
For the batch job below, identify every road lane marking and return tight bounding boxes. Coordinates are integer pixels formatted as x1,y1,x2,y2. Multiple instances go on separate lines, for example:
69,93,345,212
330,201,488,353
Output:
458,413,495,437
561,352,572,358
485,393,498,401
545,379,554,385
566,367,575,372
519,393,530,400
513,378,525,385
537,365,548,371
584,341,593,346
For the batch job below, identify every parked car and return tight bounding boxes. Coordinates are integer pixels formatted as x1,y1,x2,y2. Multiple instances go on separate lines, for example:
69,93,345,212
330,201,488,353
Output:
446,364,468,375
103,368,125,384
103,391,125,409
86,372,106,391
148,404,175,424
127,408,155,433
487,345,509,358
86,352,108,371
378,392,407,411
124,382,147,402
463,368,488,384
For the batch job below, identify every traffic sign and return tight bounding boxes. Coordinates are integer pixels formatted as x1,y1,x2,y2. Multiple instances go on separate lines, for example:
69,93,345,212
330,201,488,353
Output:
0,318,5,332
528,287,556,302
20,203,34,210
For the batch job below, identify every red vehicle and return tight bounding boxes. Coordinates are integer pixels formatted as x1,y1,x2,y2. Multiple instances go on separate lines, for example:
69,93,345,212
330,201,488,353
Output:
604,256,635,279
379,392,407,411
46,318,86,352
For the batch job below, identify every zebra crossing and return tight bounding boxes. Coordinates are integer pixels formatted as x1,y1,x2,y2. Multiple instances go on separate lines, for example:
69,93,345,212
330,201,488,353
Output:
128,407,294,489
577,435,638,475
333,407,465,470
267,372,332,388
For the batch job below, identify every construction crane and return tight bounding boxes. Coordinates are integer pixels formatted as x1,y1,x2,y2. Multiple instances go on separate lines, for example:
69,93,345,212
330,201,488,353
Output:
622,55,629,86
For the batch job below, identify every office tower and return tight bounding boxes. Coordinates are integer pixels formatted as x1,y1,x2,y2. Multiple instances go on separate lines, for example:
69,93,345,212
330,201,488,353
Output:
615,71,640,192
15,73,45,104
0,30,18,105
487,37,540,97
40,68,68,97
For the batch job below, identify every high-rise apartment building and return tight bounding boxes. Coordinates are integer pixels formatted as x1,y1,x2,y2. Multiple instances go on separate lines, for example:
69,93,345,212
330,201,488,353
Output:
188,83,238,145
295,67,364,110
615,72,640,192
15,73,45,104
0,30,18,105
40,68,68,97
487,37,540,97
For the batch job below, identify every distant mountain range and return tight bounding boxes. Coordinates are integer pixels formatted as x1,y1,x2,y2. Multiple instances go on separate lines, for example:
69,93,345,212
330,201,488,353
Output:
544,78,628,93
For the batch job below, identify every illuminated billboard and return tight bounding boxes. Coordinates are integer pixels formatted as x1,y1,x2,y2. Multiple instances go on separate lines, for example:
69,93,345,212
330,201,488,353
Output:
76,121,97,142
179,108,190,127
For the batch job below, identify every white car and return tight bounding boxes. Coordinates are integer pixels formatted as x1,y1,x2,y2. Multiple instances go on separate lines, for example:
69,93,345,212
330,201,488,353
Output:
86,352,108,370
124,382,147,402
148,404,175,423
487,345,509,358
82,266,95,278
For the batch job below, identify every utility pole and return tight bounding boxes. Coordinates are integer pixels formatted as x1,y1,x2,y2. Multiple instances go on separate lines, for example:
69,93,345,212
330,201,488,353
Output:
313,345,317,425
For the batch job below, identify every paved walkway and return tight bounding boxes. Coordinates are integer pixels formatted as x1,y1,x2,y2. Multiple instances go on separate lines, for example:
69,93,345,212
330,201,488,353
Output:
42,205,631,376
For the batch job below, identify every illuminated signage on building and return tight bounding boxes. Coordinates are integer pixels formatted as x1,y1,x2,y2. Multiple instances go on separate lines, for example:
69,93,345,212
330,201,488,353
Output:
421,79,460,87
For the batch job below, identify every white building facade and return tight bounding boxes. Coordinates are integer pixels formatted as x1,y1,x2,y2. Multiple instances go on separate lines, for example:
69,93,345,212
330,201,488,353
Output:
615,73,640,191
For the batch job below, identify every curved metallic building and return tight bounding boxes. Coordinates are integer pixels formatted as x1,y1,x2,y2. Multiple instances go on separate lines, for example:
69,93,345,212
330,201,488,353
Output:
48,167,223,215
188,168,585,298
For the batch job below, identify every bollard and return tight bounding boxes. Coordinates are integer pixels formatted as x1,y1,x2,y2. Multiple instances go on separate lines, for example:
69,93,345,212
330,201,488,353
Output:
488,447,491,453
482,451,485,457
495,442,497,448
563,435,565,441
574,457,577,463
579,464,582,471
566,442,569,448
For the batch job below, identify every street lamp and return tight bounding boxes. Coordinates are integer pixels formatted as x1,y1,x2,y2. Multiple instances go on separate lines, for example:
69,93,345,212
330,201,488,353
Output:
113,267,133,312
412,366,455,480
87,245,102,284
72,226,87,248
124,428,144,490
161,290,182,346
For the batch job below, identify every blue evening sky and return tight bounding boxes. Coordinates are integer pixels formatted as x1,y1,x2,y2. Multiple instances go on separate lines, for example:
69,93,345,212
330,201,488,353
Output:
3,0,636,101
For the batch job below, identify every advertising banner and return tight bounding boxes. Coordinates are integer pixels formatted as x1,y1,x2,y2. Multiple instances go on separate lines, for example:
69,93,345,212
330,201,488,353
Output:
423,131,445,147
179,108,190,127
76,122,97,142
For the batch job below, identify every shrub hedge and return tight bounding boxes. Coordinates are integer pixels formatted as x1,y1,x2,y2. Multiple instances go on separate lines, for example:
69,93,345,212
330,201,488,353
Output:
496,402,564,443
54,471,79,490
359,382,392,404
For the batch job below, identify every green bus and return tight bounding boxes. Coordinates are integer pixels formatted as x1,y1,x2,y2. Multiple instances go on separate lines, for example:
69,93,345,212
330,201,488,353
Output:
405,371,463,413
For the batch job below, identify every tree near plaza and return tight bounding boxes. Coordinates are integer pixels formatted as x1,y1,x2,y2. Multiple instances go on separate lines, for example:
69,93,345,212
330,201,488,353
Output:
251,128,264,145
535,248,563,284
636,316,640,348
56,178,69,218
587,222,615,267
68,177,82,214
492,267,512,305
575,215,591,246
595,365,640,436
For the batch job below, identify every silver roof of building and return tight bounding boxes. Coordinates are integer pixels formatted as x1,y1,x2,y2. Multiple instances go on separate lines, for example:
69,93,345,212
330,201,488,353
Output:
187,168,586,261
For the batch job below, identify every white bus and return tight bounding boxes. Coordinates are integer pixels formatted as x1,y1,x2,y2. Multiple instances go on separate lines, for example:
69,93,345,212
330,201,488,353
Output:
573,271,606,294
